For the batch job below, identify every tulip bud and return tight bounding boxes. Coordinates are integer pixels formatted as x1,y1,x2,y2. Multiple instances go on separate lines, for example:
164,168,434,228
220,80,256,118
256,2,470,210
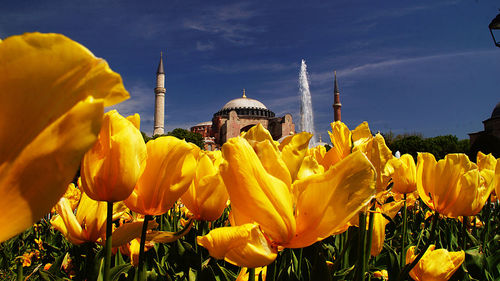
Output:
81,110,147,202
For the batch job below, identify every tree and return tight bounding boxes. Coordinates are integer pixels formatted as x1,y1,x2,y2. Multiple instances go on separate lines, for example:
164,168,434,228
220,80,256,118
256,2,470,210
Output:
167,128,205,149
386,133,470,160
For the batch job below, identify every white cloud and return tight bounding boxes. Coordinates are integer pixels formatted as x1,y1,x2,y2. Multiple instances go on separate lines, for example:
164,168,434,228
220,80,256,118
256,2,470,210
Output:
308,49,497,86
183,2,262,45
196,41,215,51
107,82,154,131
203,61,297,73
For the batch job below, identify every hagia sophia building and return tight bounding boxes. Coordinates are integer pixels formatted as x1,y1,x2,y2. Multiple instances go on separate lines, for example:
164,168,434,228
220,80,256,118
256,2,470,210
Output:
152,54,499,154
151,55,342,151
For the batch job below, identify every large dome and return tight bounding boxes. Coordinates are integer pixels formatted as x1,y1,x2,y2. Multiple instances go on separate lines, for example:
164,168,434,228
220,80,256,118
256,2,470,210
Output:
222,97,268,110
214,91,275,118
492,102,500,118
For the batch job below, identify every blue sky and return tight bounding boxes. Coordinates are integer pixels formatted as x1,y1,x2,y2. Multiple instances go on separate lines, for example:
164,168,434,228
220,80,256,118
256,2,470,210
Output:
2,0,499,140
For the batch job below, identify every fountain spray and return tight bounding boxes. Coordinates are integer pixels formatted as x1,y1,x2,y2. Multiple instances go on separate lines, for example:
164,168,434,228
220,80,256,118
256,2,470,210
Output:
299,59,317,146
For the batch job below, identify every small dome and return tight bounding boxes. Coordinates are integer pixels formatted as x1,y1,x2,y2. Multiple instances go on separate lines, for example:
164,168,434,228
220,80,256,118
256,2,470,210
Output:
492,102,500,118
222,97,268,110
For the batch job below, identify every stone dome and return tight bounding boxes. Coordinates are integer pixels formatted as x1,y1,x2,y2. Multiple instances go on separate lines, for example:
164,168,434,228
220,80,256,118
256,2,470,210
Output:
492,102,500,118
194,121,212,127
222,97,268,110
214,91,275,118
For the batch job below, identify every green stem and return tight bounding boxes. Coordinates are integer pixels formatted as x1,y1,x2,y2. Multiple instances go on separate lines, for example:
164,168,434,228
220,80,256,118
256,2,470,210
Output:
401,193,408,268
16,259,23,281
137,215,152,281
397,211,440,281
248,267,255,281
104,201,113,281
365,207,375,272
357,212,367,281
462,216,468,250
297,248,303,279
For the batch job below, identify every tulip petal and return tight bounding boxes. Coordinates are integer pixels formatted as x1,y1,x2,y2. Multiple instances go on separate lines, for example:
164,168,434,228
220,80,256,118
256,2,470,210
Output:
220,137,296,243
407,245,465,281
125,136,198,215
279,132,312,181
352,122,372,147
385,154,417,194
0,97,103,242
476,152,496,171
297,155,324,180
197,224,277,268
51,198,86,245
181,152,229,221
286,151,376,248
0,33,128,162
112,220,159,247
81,110,147,202
321,121,352,169
418,153,484,217
146,219,193,243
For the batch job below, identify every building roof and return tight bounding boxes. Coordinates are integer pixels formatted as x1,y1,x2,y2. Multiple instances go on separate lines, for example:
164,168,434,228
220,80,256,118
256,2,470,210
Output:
492,101,500,118
194,121,212,127
221,97,268,110
157,52,164,74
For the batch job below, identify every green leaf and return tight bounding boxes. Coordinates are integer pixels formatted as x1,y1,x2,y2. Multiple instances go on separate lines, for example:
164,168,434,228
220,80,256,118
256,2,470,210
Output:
311,251,332,281
110,263,132,281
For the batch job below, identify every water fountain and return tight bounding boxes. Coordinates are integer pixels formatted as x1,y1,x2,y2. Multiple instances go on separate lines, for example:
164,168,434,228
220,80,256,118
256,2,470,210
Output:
299,59,317,146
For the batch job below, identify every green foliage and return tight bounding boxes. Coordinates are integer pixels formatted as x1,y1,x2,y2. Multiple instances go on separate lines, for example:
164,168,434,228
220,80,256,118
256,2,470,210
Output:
141,129,205,149
2,199,500,280
385,132,470,160
166,129,204,149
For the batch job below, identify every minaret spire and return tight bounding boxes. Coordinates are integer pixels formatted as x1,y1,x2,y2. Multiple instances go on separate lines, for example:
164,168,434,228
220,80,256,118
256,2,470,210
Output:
153,52,166,135
333,71,342,122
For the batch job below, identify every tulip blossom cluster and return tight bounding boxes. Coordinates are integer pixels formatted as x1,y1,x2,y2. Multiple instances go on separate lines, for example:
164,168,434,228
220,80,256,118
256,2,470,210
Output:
1,32,500,281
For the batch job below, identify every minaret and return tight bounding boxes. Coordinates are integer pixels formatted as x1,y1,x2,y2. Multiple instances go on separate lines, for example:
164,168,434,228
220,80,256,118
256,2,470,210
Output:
153,52,166,136
333,71,342,122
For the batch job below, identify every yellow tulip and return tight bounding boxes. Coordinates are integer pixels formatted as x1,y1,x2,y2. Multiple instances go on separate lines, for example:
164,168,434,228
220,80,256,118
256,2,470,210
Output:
494,161,500,200
0,33,129,242
236,266,267,281
278,130,312,181
373,270,388,280
354,133,393,193
51,182,82,213
197,223,277,268
81,110,147,202
124,136,198,216
181,150,229,221
384,154,417,194
286,151,377,248
321,121,393,192
198,124,376,266
220,136,296,243
320,121,352,169
370,200,404,256
417,153,492,217
50,193,127,245
406,245,464,281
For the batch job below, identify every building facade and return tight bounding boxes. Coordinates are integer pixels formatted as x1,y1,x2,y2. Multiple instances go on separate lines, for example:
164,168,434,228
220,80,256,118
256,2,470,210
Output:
469,102,500,160
191,90,295,150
